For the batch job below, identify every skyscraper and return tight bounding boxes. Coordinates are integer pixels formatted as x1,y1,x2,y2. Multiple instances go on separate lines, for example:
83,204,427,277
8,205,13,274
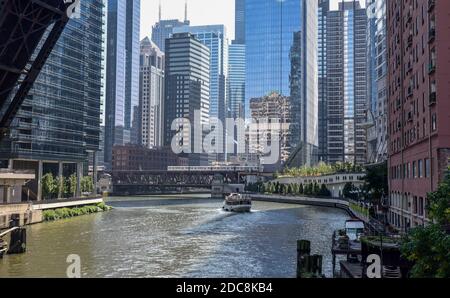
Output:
288,0,319,167
318,0,330,163
164,33,210,166
326,1,368,165
245,1,318,168
140,37,164,149
387,0,450,229
151,2,189,52
228,43,246,119
245,0,312,117
173,25,229,161
104,0,141,168
0,0,104,200
235,0,246,44
366,0,387,163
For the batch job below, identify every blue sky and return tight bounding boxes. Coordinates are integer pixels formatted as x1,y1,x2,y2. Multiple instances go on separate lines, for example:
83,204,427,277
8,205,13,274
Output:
142,0,355,40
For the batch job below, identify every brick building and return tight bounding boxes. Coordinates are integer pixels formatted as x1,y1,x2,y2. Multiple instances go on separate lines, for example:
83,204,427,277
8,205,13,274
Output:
387,0,450,231
112,146,188,172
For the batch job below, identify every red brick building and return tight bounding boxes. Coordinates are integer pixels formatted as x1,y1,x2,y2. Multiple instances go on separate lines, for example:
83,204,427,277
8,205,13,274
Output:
387,0,450,231
112,146,188,172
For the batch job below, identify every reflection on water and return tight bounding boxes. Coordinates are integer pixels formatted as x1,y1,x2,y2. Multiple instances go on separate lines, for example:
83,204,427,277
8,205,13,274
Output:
0,195,350,278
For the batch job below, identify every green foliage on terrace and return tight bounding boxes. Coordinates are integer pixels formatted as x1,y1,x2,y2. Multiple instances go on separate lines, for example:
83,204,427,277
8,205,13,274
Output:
349,201,370,218
281,162,365,178
401,168,450,278
42,203,112,222
246,181,332,198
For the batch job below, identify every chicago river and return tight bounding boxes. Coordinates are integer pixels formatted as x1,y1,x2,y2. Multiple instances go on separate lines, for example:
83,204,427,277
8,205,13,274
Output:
0,195,350,278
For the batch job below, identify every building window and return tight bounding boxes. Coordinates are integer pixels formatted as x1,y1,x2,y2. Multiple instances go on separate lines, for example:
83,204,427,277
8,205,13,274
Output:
413,161,417,178
418,159,423,178
425,158,431,178
431,114,437,131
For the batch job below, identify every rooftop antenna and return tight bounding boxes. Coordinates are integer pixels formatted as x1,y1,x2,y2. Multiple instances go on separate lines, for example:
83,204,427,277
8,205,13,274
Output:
184,0,188,23
158,0,162,21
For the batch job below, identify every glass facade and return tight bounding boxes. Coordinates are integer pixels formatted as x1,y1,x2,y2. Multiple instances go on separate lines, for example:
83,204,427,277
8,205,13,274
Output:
173,25,228,122
104,0,140,167
245,0,303,117
366,0,387,163
235,0,246,44
327,2,367,164
318,0,330,163
0,0,105,163
151,19,189,52
228,43,246,119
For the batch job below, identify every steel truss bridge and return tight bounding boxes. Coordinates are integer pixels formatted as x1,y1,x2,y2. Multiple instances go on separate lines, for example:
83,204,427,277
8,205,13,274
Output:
0,0,72,140
112,170,261,195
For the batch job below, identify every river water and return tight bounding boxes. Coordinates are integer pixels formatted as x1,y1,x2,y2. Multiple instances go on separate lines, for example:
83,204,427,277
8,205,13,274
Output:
0,195,350,278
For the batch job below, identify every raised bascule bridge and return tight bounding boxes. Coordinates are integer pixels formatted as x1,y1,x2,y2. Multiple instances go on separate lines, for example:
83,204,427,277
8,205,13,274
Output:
0,0,74,140
0,0,74,204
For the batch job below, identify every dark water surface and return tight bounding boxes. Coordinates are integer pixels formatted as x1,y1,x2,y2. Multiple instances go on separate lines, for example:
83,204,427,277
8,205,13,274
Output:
0,195,350,277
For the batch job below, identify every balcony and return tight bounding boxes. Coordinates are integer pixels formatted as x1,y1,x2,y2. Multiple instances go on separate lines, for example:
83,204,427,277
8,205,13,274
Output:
429,92,437,106
428,28,436,43
428,0,435,12
428,62,436,74
407,35,413,48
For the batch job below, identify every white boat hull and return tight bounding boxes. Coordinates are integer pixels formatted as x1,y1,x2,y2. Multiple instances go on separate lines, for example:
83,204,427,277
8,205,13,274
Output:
222,204,252,213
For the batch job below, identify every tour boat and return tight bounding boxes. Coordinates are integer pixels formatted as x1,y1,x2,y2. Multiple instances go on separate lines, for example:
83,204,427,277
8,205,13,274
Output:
222,193,252,213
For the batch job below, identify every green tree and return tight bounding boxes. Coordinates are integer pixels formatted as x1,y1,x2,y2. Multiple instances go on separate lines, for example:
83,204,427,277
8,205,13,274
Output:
343,182,358,200
319,184,331,197
81,176,94,194
313,183,320,196
42,173,57,200
401,170,450,278
363,162,388,204
68,174,77,198
299,184,304,195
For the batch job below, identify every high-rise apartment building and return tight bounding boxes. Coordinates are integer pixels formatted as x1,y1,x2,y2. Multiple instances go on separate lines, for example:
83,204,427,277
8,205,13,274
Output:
0,0,104,200
104,0,141,168
387,0,450,230
366,0,388,164
151,3,189,52
318,0,330,163
326,1,368,165
140,37,165,149
164,33,210,166
173,25,229,161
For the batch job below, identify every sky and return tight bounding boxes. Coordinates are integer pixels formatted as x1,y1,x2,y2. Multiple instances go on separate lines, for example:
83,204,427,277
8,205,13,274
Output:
142,0,353,40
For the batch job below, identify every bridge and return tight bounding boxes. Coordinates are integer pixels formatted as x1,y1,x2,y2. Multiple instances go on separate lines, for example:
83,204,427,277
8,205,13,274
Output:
0,0,73,140
112,167,265,195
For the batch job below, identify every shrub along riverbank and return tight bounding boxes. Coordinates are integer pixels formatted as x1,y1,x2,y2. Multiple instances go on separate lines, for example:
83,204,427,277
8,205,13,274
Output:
42,203,112,221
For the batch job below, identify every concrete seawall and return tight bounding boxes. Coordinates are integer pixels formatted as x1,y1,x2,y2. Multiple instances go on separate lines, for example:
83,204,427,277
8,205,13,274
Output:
250,194,355,216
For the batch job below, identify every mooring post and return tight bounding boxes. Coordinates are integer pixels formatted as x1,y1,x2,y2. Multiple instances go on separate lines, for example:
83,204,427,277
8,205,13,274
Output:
297,240,311,278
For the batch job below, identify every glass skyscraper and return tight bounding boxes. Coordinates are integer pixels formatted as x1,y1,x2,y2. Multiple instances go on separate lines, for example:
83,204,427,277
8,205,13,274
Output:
228,43,246,119
327,1,367,164
235,0,246,44
245,0,303,117
318,0,330,163
366,0,387,163
0,0,104,163
245,0,318,166
104,0,140,168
